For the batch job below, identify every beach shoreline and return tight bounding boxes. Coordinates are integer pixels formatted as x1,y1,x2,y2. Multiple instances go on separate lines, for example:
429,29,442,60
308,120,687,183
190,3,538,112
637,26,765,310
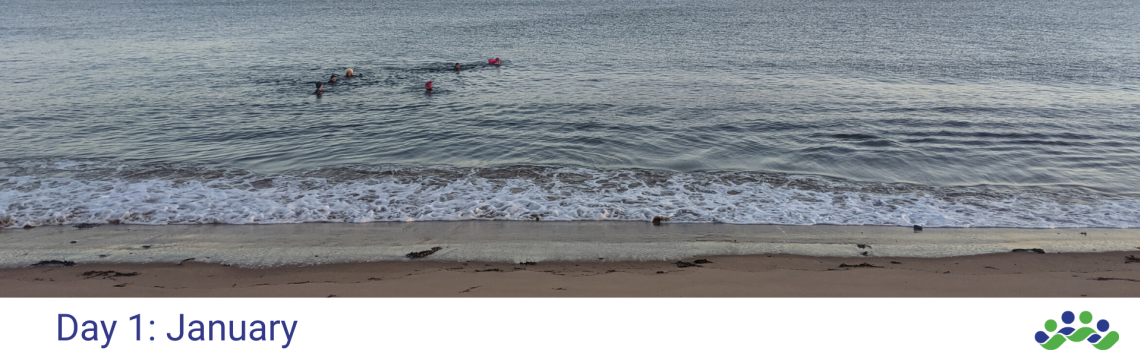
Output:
2,252,1139,297
2,223,1138,297
2,222,1139,268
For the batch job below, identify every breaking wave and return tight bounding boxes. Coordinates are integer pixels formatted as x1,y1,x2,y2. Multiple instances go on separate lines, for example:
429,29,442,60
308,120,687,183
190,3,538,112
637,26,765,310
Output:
2,160,1138,229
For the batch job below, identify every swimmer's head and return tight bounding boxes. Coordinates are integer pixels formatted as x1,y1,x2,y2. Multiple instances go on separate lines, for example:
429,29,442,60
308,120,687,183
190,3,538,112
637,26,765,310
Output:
329,74,338,82
345,68,354,77
425,81,433,91
454,63,461,70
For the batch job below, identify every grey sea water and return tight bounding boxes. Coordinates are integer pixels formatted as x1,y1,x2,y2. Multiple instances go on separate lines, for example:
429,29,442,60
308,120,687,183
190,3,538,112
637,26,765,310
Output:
1,0,1138,228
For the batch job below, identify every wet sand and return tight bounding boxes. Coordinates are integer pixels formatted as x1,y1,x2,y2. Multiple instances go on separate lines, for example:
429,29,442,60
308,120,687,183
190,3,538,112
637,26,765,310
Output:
3,252,1140,297
3,223,1138,297
3,222,1138,267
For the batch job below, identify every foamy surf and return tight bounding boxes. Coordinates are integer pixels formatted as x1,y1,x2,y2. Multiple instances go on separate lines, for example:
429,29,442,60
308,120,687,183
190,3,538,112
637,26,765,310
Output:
2,161,1138,229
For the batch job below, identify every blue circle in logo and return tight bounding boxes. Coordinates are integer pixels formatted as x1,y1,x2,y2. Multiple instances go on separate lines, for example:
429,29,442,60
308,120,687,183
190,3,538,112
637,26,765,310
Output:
1035,331,1049,344
1097,319,1109,332
1061,311,1075,324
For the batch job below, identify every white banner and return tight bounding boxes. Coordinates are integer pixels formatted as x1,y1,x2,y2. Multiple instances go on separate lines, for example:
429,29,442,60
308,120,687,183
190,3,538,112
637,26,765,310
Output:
0,298,1133,358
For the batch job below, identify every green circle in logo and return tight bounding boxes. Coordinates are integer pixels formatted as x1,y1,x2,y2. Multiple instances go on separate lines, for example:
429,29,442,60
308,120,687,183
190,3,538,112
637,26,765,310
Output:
1045,319,1057,332
1080,311,1093,324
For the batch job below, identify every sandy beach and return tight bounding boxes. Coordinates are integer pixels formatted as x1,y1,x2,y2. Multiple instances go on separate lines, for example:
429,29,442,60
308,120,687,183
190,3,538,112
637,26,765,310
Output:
3,222,1139,266
2,223,1138,297
3,251,1140,297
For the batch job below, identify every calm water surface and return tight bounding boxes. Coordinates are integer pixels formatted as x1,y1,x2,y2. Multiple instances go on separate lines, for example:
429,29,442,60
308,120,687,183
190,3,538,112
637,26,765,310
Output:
1,0,1138,228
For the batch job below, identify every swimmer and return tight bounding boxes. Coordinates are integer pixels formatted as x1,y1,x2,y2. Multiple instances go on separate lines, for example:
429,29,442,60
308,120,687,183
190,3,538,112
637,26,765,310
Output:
314,82,324,95
329,74,338,83
488,58,501,66
425,81,433,92
454,63,461,71
345,68,354,78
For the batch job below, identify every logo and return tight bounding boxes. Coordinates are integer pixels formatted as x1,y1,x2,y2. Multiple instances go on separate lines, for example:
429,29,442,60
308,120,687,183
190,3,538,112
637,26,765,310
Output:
1035,311,1119,350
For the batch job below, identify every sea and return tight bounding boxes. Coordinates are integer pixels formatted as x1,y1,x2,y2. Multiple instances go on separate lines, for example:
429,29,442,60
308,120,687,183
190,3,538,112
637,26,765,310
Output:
2,0,1139,229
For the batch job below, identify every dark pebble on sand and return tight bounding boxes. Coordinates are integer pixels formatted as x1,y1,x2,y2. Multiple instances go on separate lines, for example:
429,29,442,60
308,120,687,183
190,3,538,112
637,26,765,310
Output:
1012,248,1045,254
83,270,139,279
32,260,75,267
1092,277,1140,282
838,262,881,268
406,246,443,259
70,241,76,244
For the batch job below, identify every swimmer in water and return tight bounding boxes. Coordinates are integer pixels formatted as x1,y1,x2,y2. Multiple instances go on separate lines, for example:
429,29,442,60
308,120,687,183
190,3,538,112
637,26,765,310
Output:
314,82,324,95
454,63,461,71
488,58,501,66
345,68,354,78
329,74,338,83
425,81,433,92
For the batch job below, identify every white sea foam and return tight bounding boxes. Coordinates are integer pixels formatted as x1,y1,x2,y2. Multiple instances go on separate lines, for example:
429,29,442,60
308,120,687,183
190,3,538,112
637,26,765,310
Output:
1,163,1138,228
